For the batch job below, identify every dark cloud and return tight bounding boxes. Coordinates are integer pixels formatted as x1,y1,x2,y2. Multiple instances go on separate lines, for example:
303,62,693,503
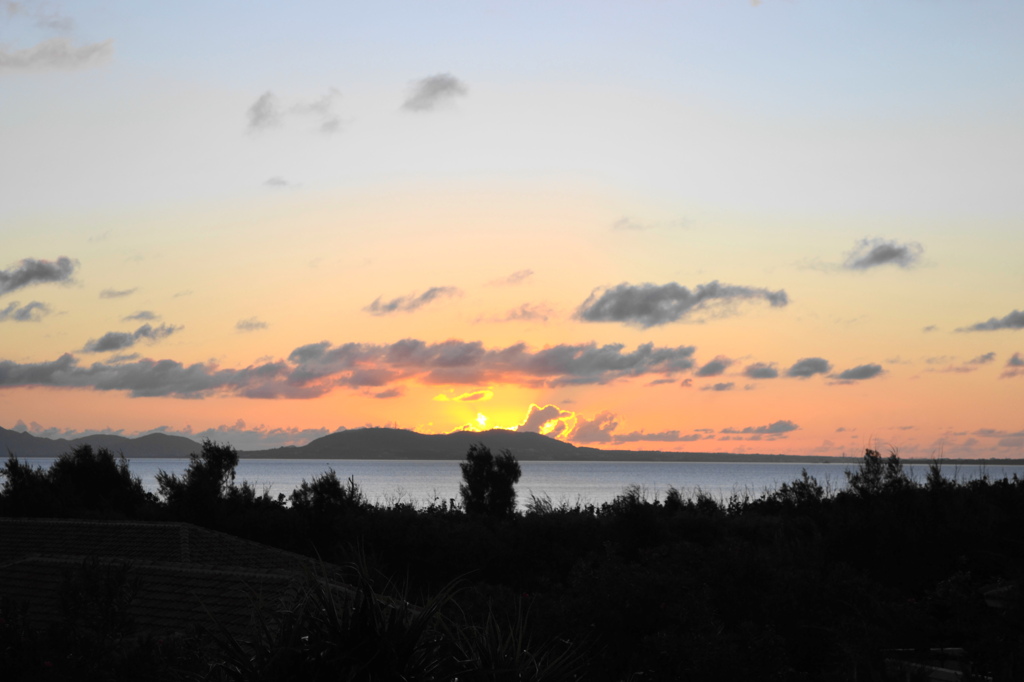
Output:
957,309,1024,332
1003,352,1024,379
701,382,735,392
576,280,788,328
833,364,884,381
609,430,706,443
374,388,403,399
0,301,50,322
968,352,996,365
402,73,467,111
247,91,282,130
99,287,137,299
236,317,268,332
82,323,182,353
0,337,699,399
0,37,112,71
0,257,76,296
843,238,923,270
696,356,732,377
786,357,832,378
922,325,938,333
365,287,461,315
122,311,157,322
721,420,799,435
744,362,779,379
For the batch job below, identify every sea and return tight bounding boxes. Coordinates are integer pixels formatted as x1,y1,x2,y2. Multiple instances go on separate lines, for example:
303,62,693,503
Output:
20,457,1024,509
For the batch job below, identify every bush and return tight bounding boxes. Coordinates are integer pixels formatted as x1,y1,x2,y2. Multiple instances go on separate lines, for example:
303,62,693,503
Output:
459,444,522,516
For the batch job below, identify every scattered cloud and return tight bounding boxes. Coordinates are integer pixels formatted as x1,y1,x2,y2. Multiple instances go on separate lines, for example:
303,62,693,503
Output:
99,287,137,299
701,382,735,391
922,325,938,333
488,269,534,286
721,420,799,435
365,287,461,315
832,364,884,381
568,411,618,443
264,177,292,188
576,280,788,328
611,217,652,232
122,311,157,322
695,356,732,377
843,238,924,270
236,317,268,333
744,362,779,379
786,357,832,378
968,352,996,365
0,300,50,322
248,89,343,134
489,303,552,323
247,91,282,131
0,36,112,72
0,338,699,398
1003,352,1024,378
82,323,182,353
0,256,76,296
957,309,1024,332
402,73,467,111
374,388,403,399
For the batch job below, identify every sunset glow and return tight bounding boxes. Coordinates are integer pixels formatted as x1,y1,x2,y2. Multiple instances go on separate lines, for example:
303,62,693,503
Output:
2,1,1022,457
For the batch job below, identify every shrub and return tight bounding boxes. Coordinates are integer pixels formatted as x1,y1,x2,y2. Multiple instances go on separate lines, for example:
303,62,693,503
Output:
459,444,522,516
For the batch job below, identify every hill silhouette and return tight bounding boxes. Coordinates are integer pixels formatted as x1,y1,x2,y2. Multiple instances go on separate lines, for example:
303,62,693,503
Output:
0,427,199,458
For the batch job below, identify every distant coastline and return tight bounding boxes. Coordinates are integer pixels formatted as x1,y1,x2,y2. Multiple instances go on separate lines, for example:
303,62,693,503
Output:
3,425,1022,466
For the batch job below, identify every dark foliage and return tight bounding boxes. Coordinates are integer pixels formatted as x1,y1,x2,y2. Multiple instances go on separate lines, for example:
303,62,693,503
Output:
4,446,1024,680
459,443,522,516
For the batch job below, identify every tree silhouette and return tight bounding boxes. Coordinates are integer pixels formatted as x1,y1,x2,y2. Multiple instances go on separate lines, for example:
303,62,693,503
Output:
459,443,521,516
156,439,240,522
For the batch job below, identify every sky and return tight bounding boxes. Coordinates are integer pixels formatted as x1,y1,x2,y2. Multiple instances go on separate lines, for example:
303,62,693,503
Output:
1,0,1023,457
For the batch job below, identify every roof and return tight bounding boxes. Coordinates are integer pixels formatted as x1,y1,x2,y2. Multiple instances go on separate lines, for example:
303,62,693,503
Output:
0,517,351,640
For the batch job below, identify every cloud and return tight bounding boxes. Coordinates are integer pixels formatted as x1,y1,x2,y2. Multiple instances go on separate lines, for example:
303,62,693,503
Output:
247,91,282,130
517,404,573,434
402,73,467,111
1003,352,1024,379
0,338,699,399
290,88,343,133
488,269,534,286
832,364,884,381
264,177,291,188
695,356,732,377
785,357,832,378
701,382,735,391
374,388,403,399
957,309,1024,332
236,317,268,332
99,287,137,299
82,323,182,353
0,36,112,71
576,280,788,328
0,300,50,322
0,256,76,296
744,362,779,379
843,238,923,270
968,352,996,365
490,303,552,323
611,217,652,232
721,420,799,435
455,390,492,402
365,287,461,315
569,411,618,443
122,311,157,322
